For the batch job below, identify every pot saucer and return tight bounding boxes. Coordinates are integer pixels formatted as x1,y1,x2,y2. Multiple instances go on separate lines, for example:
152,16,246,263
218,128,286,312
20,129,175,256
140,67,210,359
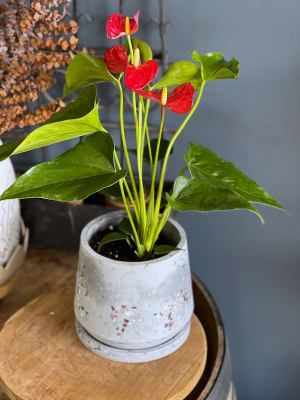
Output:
75,318,191,363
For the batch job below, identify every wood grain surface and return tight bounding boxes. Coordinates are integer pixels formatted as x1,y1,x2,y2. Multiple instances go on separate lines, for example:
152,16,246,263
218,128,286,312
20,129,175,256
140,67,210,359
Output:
0,249,77,400
0,284,207,400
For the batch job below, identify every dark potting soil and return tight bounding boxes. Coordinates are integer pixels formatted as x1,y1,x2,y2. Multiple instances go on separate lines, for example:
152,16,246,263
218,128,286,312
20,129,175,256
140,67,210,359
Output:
89,225,173,262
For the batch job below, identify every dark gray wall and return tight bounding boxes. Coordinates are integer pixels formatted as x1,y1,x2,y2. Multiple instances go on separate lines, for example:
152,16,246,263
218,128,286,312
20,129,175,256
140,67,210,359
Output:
17,1,300,399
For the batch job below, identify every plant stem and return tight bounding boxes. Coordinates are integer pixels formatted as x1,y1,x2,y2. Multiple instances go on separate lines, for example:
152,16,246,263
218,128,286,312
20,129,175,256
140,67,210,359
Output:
141,99,151,167
116,80,140,215
118,179,143,255
138,95,147,238
146,106,165,233
113,149,138,218
149,159,190,248
152,203,171,246
146,82,206,251
127,34,134,59
141,99,153,168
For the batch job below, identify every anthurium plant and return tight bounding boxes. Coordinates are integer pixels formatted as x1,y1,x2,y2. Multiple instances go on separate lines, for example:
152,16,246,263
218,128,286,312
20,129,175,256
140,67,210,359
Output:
0,11,284,259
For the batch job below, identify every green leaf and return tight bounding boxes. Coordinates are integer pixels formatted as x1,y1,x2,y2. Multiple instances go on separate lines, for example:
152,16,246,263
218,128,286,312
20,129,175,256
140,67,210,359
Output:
98,232,129,252
152,61,202,89
166,176,263,220
118,218,133,235
64,53,115,96
124,38,153,63
144,138,173,164
0,133,126,202
185,143,284,210
0,86,104,161
153,245,181,255
192,51,239,81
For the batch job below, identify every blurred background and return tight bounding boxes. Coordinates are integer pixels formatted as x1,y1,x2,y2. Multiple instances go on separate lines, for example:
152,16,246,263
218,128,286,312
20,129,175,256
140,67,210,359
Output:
3,0,300,398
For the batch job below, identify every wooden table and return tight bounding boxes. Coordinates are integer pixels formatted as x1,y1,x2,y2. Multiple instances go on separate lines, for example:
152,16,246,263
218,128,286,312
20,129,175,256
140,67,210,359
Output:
0,249,235,400
0,249,208,400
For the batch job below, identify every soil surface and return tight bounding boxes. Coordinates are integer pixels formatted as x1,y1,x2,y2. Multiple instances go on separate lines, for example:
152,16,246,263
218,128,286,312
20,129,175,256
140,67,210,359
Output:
89,225,172,262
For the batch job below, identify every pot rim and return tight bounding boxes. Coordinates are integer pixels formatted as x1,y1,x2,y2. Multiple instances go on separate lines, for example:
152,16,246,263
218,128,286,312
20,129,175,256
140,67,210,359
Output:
80,210,187,266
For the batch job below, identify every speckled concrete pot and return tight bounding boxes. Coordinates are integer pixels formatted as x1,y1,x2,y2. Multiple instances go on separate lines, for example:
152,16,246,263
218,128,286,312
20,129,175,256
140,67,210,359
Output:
74,210,194,363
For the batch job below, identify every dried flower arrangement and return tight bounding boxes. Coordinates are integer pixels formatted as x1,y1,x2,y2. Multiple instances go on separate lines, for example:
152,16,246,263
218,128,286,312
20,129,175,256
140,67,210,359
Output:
0,0,78,135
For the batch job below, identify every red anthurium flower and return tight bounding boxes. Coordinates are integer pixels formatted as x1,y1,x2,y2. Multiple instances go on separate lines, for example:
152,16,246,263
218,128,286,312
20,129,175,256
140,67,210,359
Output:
105,45,128,73
125,60,158,90
106,11,140,39
135,83,195,114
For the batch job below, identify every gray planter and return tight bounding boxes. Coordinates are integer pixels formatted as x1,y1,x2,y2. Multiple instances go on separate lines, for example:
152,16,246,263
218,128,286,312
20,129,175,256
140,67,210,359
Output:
74,210,194,363
0,139,21,285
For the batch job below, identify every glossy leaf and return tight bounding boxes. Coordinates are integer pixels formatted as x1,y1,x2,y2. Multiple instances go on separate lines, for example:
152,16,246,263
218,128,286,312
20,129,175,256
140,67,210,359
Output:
0,87,104,161
64,53,115,96
124,37,153,63
152,61,202,89
166,176,263,220
98,231,129,251
185,143,284,210
0,133,126,202
153,245,181,255
192,51,239,81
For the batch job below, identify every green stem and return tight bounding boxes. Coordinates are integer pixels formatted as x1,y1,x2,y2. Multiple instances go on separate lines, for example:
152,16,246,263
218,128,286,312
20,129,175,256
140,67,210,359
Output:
146,82,206,251
116,80,140,215
113,149,138,219
141,99,151,166
127,34,134,58
118,179,143,255
141,99,153,168
146,106,165,234
138,95,147,238
150,163,189,248
151,204,171,248
132,92,139,148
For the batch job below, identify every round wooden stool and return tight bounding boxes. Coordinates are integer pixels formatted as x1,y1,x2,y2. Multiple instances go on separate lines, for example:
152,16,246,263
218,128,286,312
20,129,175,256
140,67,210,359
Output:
0,285,207,400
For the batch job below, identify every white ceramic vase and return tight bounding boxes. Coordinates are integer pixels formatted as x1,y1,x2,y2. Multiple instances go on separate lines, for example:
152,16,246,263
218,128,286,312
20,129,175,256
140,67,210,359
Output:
0,139,22,286
74,210,194,363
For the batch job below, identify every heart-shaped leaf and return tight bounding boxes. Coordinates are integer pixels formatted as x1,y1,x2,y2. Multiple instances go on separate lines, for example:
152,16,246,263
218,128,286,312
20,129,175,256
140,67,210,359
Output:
0,86,104,161
192,51,239,81
185,143,284,209
0,133,126,202
64,53,115,96
124,38,153,63
167,143,285,222
152,61,202,89
98,231,129,252
167,176,263,220
153,245,181,255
